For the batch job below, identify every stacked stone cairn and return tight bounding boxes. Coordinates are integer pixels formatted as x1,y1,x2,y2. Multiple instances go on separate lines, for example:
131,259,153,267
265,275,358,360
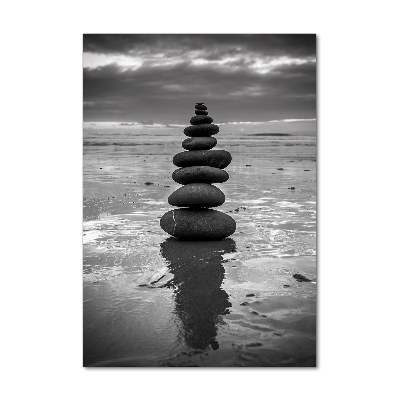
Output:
160,103,236,240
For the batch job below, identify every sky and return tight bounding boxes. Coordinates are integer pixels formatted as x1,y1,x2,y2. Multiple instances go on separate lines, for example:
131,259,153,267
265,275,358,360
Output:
83,34,316,125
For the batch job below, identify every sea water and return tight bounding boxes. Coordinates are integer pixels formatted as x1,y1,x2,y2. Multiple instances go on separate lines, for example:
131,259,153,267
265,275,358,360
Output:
83,121,316,367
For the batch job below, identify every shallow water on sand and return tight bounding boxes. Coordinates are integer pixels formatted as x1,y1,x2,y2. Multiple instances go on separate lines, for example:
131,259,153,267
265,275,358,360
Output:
83,124,316,367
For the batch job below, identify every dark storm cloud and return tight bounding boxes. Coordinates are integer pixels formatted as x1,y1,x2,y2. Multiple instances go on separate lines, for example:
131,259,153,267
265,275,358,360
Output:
82,34,316,122
83,34,316,59
83,60,315,122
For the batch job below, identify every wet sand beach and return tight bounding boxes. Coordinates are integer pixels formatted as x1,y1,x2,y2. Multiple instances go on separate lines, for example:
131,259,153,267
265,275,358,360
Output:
83,122,316,367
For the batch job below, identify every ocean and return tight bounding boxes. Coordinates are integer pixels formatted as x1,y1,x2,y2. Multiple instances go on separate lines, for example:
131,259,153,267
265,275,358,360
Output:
83,121,317,366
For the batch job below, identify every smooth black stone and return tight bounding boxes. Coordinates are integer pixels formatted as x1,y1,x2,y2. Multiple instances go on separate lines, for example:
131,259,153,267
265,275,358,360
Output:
160,209,236,240
172,166,229,185
182,137,217,150
293,274,312,282
195,109,208,116
190,115,213,125
184,124,219,137
173,150,232,169
195,104,207,110
168,183,225,207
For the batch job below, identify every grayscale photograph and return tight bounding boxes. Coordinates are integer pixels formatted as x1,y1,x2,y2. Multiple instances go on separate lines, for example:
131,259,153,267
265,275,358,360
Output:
83,34,317,367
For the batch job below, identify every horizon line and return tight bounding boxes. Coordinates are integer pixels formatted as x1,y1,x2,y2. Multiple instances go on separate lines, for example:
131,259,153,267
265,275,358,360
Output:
83,118,316,126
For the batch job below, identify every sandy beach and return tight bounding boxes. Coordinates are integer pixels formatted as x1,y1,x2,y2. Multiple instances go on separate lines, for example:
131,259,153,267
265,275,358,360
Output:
83,121,316,367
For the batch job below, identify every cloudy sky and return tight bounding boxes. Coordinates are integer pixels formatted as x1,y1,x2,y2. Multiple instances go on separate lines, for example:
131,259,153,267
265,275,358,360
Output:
83,34,316,124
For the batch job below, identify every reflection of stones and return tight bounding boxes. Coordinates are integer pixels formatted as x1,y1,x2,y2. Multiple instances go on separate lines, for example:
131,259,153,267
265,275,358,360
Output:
160,237,236,350
160,209,236,240
172,166,229,184
168,183,225,208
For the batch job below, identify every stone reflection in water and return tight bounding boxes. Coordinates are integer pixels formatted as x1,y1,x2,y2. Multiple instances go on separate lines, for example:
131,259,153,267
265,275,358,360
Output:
160,238,236,351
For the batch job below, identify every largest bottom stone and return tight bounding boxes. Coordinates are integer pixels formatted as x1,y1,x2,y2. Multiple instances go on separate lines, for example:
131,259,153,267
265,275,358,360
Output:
160,209,236,240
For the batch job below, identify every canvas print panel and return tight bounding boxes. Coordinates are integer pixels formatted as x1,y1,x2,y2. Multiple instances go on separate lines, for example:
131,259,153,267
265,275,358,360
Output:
83,34,316,367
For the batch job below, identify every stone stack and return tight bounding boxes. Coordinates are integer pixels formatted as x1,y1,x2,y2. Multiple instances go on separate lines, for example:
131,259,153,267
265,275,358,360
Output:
160,102,236,240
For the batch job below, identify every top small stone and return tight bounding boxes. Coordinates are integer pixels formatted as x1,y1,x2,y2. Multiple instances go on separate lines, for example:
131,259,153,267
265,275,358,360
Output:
196,102,204,105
